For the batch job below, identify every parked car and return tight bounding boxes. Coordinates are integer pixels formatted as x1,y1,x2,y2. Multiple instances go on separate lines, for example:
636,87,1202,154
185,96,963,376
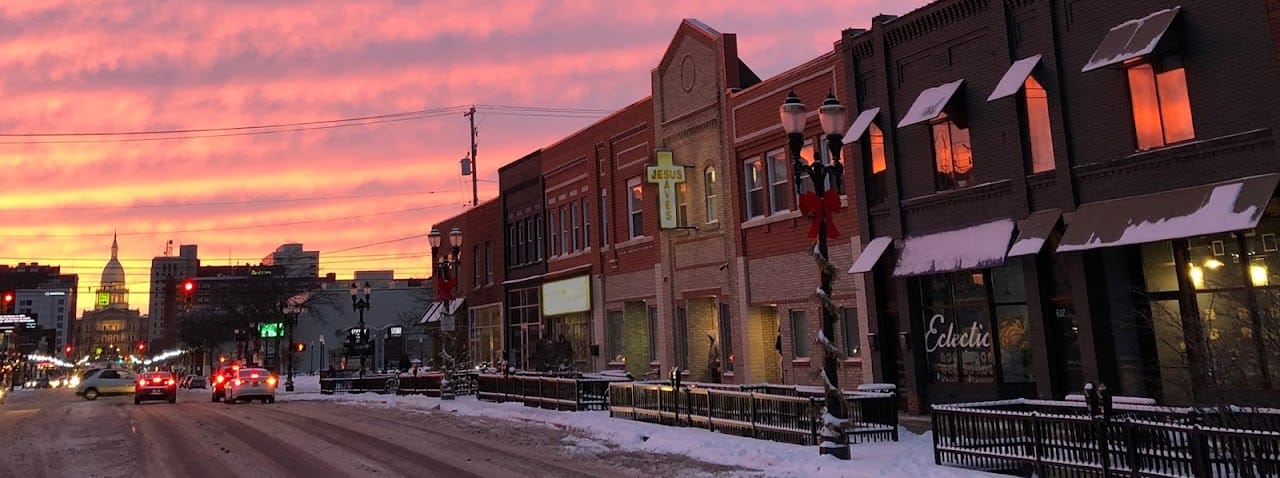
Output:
186,375,207,389
0,386,6,404
134,371,177,404
75,369,138,400
223,368,276,404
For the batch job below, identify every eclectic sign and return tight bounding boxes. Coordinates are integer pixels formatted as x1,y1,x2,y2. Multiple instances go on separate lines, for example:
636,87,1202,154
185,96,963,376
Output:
647,150,686,229
923,312,995,383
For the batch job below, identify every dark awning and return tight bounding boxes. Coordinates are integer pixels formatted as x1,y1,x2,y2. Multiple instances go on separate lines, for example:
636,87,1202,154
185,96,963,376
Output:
1081,6,1180,72
842,107,881,144
988,55,1042,102
849,236,893,274
1058,174,1280,252
898,79,964,128
1008,209,1062,257
418,297,466,324
892,219,1016,277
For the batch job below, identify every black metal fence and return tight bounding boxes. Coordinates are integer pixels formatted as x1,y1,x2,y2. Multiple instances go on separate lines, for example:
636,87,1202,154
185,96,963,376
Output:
476,374,621,411
317,371,479,397
608,382,899,446
319,373,401,394
932,398,1280,477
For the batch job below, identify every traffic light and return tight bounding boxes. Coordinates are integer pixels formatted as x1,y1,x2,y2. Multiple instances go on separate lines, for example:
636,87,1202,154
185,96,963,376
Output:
293,342,306,353
181,279,195,295
136,341,146,353
64,345,72,357
2,291,12,313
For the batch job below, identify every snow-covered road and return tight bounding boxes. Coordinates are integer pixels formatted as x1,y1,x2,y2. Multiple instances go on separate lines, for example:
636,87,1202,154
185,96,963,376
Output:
0,385,736,477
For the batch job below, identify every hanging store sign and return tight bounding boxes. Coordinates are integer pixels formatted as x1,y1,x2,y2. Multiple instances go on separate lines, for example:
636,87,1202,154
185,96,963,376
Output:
542,276,590,316
647,150,686,230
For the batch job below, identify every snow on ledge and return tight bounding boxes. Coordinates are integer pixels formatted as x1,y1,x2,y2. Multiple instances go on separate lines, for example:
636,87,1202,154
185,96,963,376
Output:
893,218,1014,277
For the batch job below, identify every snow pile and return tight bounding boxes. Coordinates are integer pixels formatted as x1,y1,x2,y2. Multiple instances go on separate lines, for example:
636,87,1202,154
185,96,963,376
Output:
280,388,995,477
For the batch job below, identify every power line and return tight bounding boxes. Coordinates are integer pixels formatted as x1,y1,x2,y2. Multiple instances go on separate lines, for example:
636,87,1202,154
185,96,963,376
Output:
0,204,459,238
0,189,465,212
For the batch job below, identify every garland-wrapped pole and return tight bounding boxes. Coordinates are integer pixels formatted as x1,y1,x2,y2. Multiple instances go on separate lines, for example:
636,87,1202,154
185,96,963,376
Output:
784,89,850,459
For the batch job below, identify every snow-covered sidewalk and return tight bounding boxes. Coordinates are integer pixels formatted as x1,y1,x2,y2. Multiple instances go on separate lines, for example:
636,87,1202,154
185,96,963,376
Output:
279,375,994,478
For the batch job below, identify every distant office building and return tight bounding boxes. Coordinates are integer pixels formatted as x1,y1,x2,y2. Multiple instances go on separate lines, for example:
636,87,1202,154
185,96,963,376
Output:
14,288,74,351
262,243,319,278
149,243,199,346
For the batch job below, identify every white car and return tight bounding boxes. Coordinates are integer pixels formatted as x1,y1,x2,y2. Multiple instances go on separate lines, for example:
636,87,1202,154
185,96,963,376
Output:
223,368,277,404
75,368,138,400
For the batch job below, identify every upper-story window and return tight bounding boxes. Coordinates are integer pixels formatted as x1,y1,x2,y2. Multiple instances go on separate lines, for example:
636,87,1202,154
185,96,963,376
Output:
1128,57,1194,150
627,177,644,238
676,182,689,227
703,167,718,223
535,214,543,261
600,188,610,246
472,244,481,288
560,205,569,254
744,158,765,219
582,199,590,249
866,123,888,204
484,241,493,285
931,112,973,191
548,209,559,257
766,148,790,213
1023,76,1055,174
570,201,580,252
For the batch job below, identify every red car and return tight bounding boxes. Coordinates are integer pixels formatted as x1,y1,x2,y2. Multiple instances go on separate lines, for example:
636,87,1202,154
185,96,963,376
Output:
134,371,177,404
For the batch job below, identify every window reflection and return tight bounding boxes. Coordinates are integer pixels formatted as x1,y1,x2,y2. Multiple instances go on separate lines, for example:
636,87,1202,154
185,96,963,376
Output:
1127,60,1195,150
931,113,973,191
1023,76,1055,174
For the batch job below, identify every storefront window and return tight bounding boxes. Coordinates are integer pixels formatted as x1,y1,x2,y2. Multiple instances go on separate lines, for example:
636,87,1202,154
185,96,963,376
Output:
469,306,503,366
993,261,1033,383
920,272,995,384
1189,233,1262,390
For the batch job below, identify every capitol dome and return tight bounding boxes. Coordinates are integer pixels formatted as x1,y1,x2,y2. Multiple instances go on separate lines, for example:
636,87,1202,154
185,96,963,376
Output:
100,233,126,286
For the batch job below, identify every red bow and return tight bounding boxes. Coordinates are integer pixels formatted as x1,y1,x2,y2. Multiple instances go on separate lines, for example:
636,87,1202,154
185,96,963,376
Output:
798,190,842,239
437,277,457,301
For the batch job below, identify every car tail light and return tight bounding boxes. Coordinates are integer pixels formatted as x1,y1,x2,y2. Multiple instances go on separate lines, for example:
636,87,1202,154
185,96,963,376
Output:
138,380,146,387
266,376,277,386
234,379,242,386
216,375,225,384
250,373,260,379
166,379,175,386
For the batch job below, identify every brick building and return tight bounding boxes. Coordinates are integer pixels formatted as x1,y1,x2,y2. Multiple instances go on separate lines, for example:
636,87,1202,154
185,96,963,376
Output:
499,150,547,370
841,0,1280,411
728,48,867,388
423,198,505,367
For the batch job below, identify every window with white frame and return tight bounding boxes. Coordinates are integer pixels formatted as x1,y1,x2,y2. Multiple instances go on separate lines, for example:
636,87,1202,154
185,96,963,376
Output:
549,209,559,257
766,148,790,213
628,177,644,238
582,199,590,249
571,201,580,252
703,167,718,223
676,182,689,228
560,205,569,255
1127,57,1194,150
789,310,809,358
743,158,765,219
600,188,609,246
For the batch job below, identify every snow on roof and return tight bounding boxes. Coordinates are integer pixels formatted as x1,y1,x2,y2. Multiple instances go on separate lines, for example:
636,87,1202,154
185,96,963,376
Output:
841,107,880,144
892,218,1015,277
987,55,1041,102
1007,209,1061,257
848,236,892,274
1058,174,1279,252
898,79,964,128
1081,6,1181,72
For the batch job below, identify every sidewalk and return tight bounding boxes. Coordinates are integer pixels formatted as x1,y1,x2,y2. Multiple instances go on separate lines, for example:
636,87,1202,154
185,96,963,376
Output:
279,376,995,478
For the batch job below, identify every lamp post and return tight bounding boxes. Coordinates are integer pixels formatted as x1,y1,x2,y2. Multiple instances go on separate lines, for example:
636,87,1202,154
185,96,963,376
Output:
780,89,850,460
350,281,372,376
283,297,303,392
429,226,463,399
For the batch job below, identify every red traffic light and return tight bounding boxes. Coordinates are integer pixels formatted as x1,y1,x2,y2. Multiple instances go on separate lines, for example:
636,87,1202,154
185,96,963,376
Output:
2,292,12,304
181,279,195,294
136,342,146,352
293,342,306,353
64,345,72,356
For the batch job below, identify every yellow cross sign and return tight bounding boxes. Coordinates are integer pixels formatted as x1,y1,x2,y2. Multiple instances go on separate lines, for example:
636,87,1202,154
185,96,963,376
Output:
647,150,685,229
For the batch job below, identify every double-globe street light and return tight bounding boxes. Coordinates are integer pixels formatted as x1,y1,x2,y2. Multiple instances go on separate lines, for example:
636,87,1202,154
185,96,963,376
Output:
428,226,463,399
350,281,372,376
780,89,851,460
282,296,303,392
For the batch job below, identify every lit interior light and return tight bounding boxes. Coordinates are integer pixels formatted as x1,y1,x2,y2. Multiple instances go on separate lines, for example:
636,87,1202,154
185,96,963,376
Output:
1204,259,1224,269
1251,265,1269,287
1189,266,1205,289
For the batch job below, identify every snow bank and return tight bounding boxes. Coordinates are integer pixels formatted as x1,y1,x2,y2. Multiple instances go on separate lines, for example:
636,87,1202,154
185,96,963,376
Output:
280,388,995,477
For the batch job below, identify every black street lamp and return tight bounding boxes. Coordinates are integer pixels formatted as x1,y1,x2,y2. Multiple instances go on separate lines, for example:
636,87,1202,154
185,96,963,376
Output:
350,281,372,376
283,297,303,392
428,226,463,399
780,89,851,460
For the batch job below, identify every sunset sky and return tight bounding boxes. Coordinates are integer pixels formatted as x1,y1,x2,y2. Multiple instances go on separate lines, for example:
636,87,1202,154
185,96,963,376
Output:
0,0,925,316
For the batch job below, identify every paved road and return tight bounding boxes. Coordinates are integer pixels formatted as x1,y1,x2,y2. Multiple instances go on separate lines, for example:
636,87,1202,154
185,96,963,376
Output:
0,387,736,478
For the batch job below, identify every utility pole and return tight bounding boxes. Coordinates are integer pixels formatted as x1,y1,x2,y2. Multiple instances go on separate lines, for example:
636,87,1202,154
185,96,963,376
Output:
464,106,478,206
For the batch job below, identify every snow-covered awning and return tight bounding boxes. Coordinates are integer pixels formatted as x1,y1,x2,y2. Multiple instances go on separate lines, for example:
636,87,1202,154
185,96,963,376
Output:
849,236,893,274
841,107,881,144
892,219,1016,277
1058,174,1280,252
897,79,964,128
987,55,1042,102
1007,208,1062,257
418,297,466,324
1081,6,1180,72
